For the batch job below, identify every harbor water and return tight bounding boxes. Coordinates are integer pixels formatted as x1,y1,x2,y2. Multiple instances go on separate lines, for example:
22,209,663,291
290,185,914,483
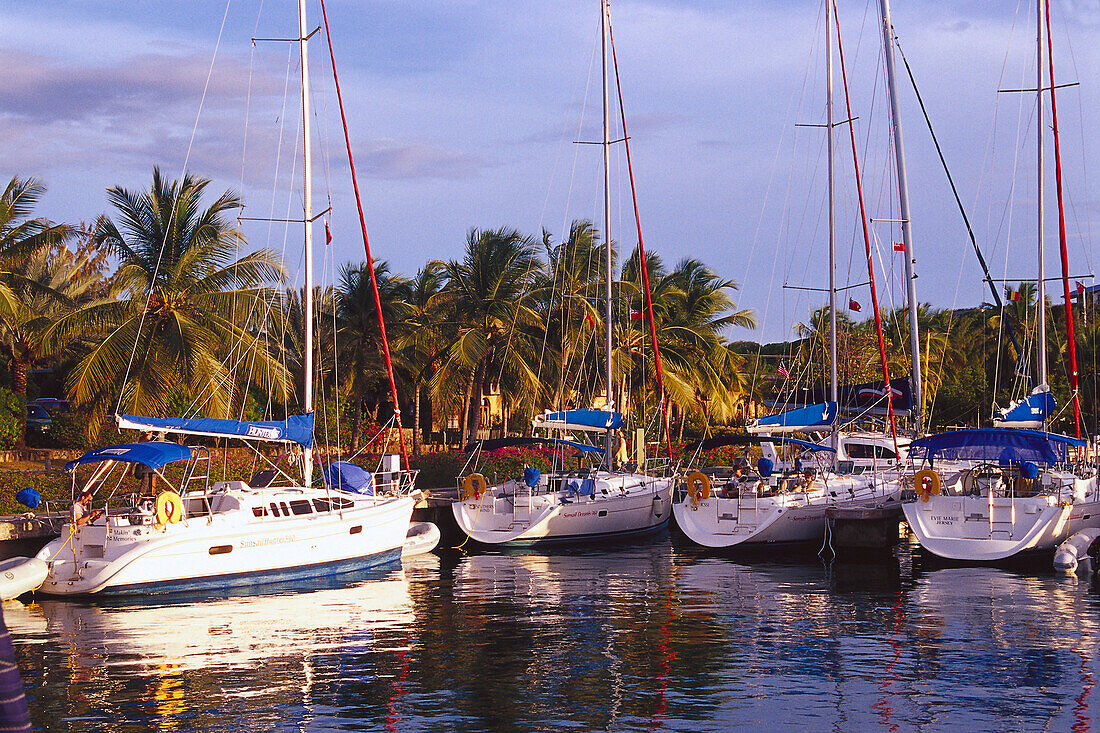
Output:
7,536,1100,732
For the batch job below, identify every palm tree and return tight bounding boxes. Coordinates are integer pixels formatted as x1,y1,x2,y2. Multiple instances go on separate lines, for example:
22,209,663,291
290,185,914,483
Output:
617,252,756,434
435,227,545,443
0,177,72,315
394,261,446,455
1,244,101,396
45,167,290,435
533,220,608,411
335,260,413,450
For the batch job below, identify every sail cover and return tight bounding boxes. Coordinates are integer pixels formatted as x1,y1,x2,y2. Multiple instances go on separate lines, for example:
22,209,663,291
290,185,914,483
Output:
746,402,837,435
116,413,314,448
770,377,912,417
532,409,623,432
992,384,1056,429
908,428,1084,465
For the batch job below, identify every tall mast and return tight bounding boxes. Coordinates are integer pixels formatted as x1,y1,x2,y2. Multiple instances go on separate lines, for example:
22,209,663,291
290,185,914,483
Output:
826,0,839,459
1036,0,1047,390
601,0,614,466
878,0,922,436
299,0,314,484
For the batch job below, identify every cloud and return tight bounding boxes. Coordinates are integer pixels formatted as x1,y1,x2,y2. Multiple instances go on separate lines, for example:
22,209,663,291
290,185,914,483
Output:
355,140,489,180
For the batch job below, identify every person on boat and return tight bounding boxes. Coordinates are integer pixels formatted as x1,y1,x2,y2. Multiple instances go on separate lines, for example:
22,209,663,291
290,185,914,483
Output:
718,465,746,498
70,490,102,527
793,468,816,493
613,430,629,469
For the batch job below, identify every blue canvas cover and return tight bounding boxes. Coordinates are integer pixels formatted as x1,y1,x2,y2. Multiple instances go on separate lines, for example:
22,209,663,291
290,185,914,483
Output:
747,402,837,435
323,461,374,494
117,413,314,448
533,409,623,431
993,386,1056,428
907,429,1084,465
66,442,193,472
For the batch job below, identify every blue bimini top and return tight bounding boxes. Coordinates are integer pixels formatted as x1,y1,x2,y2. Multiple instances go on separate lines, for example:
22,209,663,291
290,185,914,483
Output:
907,428,1084,465
65,442,193,472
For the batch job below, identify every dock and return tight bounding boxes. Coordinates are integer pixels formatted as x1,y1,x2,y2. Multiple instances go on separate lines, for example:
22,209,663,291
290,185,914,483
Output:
413,489,462,545
825,503,904,550
0,513,64,560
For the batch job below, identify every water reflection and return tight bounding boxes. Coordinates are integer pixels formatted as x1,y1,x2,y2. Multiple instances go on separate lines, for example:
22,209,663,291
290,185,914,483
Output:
6,542,1100,731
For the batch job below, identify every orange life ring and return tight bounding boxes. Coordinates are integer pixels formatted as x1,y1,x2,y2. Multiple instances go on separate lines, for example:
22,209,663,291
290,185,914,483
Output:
685,472,711,503
915,469,941,502
461,473,488,501
155,491,183,525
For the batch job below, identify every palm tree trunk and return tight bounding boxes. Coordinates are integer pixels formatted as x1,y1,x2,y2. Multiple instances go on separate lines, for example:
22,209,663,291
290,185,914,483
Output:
12,356,27,395
412,383,421,456
466,358,488,443
351,395,362,452
460,372,473,444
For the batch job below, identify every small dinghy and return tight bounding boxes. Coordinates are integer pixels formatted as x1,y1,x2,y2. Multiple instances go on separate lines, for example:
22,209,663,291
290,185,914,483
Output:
0,557,47,600
1053,529,1100,573
403,522,440,556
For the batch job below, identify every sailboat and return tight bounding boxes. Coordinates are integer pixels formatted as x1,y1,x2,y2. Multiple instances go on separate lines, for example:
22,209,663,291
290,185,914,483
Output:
31,0,416,595
673,0,915,549
901,0,1099,562
450,0,674,546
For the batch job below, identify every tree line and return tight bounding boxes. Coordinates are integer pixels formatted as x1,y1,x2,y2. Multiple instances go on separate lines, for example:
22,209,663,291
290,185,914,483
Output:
1,169,1095,451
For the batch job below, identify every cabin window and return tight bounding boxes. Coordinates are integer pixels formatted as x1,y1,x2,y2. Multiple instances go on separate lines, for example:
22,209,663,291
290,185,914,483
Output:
279,502,290,516
252,507,264,518
289,500,312,516
270,503,281,517
350,525,363,534
333,497,354,509
208,545,233,555
847,444,896,460
313,498,331,513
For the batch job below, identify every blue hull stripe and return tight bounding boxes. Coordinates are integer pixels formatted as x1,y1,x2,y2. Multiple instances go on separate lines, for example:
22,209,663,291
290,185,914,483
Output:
100,548,402,596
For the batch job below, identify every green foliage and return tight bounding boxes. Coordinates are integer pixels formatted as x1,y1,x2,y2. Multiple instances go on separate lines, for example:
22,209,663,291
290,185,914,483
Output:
408,451,468,489
0,388,23,449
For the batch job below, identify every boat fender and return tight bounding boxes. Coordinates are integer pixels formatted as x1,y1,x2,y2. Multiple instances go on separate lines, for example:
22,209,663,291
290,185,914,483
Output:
461,473,488,501
155,491,183,526
686,472,710,505
915,469,941,502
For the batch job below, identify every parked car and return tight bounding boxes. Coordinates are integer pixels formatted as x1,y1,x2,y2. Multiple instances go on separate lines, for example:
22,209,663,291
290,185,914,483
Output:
28,398,70,415
26,405,52,436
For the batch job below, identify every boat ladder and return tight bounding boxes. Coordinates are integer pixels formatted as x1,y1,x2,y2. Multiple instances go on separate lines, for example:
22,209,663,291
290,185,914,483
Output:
989,490,1015,538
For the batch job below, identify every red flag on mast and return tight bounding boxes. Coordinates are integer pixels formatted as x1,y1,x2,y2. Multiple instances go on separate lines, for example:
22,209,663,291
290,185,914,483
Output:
848,298,861,312
892,241,906,252
324,221,333,245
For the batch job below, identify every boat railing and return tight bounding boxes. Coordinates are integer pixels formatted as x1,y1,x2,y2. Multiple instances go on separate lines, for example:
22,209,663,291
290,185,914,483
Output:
372,468,419,496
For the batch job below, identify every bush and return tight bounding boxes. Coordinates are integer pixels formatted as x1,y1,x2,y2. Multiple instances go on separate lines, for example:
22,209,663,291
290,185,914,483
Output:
46,411,91,450
0,389,24,450
409,451,467,489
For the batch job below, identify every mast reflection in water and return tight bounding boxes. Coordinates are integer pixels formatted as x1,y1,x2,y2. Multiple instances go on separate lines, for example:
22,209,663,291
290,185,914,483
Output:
6,541,1100,731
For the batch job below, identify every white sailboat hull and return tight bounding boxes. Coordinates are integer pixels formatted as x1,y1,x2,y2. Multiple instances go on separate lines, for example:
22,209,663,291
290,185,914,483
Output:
903,488,1100,561
37,489,415,595
673,475,897,549
452,473,672,545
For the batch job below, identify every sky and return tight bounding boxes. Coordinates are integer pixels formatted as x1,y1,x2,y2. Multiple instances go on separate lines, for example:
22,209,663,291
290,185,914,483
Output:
2,0,1098,344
